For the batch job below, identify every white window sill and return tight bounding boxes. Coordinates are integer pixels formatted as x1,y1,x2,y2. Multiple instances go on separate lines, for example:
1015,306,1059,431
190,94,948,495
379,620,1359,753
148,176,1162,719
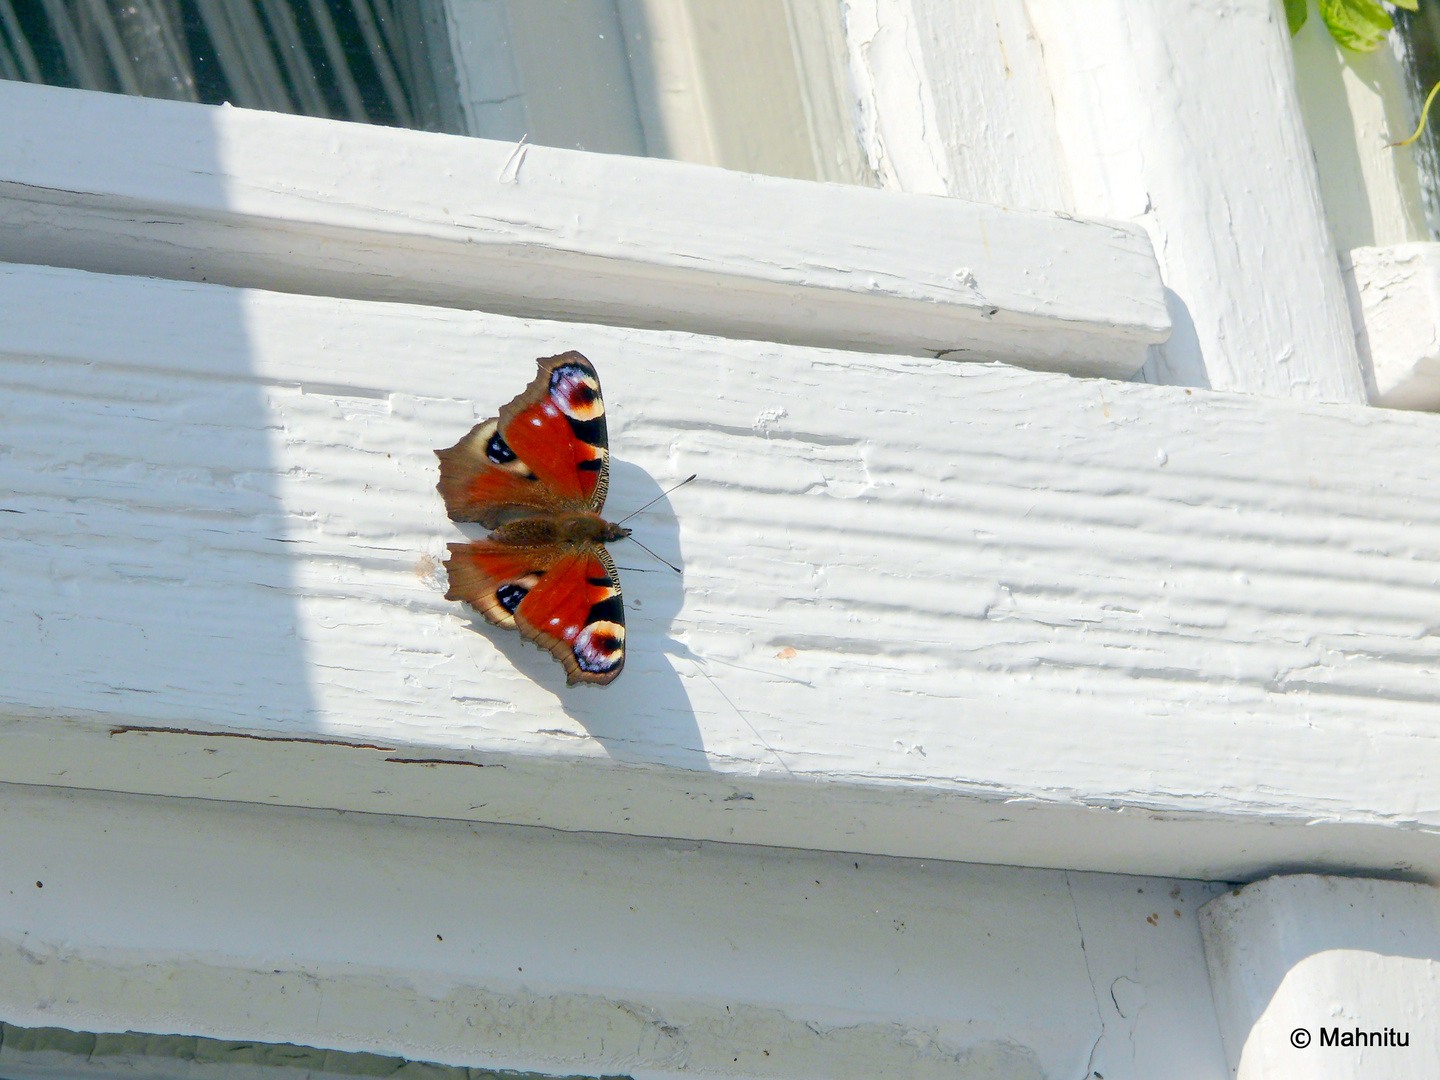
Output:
0,81,1168,378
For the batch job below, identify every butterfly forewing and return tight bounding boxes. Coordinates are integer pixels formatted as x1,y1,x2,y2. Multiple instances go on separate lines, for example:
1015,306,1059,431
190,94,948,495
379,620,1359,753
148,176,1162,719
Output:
435,418,553,528
497,351,610,510
436,352,611,523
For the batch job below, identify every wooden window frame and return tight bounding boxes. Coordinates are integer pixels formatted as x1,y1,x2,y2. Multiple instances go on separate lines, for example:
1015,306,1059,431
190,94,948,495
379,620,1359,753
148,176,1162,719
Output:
2,0,1438,890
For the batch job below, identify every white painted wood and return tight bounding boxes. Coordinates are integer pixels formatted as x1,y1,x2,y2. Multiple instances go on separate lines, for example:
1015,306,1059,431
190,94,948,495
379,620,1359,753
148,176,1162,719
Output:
1025,0,1369,401
446,0,868,183
0,80,1167,378
841,0,951,196
1200,875,1439,1078
0,783,1232,1080
842,0,1072,212
1343,243,1440,410
4,263,1440,880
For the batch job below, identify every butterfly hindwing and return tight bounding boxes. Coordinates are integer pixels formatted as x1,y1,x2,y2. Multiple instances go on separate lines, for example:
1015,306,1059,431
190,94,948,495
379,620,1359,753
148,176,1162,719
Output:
513,544,625,685
444,540,625,686
436,352,610,526
443,540,555,630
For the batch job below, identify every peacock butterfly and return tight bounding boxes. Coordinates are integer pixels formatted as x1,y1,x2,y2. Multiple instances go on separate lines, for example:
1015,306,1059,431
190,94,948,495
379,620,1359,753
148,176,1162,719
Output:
437,351,630,686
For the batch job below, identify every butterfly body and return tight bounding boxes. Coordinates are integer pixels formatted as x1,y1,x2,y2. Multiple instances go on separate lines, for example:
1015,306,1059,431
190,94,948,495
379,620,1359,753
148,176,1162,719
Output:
488,512,630,549
437,352,629,686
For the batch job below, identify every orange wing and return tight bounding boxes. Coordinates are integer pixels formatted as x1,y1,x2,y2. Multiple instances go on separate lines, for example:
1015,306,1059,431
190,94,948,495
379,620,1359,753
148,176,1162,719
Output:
444,540,625,686
436,352,610,527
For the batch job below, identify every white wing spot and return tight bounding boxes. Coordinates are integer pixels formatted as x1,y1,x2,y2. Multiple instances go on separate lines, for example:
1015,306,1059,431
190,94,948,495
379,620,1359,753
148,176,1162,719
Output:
549,617,560,626
531,417,543,426
566,625,580,638
543,402,559,416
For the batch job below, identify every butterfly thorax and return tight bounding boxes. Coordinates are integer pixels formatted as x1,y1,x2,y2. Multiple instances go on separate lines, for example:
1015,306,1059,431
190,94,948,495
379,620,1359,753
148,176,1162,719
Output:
490,511,631,548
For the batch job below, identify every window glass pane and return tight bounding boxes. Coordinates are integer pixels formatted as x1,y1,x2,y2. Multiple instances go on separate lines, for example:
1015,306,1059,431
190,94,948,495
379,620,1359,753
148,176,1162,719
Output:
0,0,465,133
0,0,868,183
1396,7,1440,239
1287,8,1432,250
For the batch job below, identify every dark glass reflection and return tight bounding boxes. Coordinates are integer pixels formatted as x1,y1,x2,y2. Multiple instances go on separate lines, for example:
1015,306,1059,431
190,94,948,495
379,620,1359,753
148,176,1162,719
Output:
0,0,464,133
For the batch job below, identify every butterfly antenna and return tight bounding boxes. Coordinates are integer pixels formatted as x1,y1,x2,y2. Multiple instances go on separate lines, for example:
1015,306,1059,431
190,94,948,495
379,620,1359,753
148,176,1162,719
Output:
625,535,682,575
615,474,697,526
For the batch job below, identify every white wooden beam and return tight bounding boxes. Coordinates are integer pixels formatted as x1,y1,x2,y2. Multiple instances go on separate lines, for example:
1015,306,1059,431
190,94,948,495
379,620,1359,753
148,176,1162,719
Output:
0,784,1231,1080
0,80,1167,378
2,263,1439,880
1026,0,1368,401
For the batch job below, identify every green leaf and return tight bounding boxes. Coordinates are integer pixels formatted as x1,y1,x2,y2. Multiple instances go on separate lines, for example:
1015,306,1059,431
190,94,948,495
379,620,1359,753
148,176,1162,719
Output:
1393,0,1420,12
1285,0,1308,35
1319,0,1393,51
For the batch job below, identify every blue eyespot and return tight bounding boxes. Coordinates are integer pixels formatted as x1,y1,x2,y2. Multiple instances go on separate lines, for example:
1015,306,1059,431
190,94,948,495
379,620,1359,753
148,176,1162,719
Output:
496,583,528,612
486,431,516,464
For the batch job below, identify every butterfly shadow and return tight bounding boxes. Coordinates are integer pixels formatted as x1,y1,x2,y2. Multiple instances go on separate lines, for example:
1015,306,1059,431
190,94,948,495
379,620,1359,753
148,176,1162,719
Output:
459,459,708,772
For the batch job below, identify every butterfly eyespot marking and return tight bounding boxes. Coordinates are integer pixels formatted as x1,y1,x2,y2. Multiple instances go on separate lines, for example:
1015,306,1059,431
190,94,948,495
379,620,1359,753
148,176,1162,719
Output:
492,572,542,615
495,583,528,613
549,362,605,423
578,458,603,473
573,621,625,674
485,431,517,464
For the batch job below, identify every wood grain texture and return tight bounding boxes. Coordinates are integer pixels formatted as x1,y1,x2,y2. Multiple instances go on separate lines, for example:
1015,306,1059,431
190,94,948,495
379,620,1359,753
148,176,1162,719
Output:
1027,0,1368,401
0,80,1166,377
2,263,1439,878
